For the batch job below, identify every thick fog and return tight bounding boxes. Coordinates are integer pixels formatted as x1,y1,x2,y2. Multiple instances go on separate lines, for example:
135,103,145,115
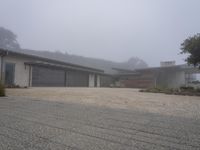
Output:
0,0,200,66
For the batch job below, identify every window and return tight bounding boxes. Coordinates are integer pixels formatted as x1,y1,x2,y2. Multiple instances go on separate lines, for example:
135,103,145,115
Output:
5,63,15,86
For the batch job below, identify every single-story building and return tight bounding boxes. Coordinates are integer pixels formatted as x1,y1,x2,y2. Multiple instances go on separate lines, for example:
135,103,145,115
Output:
1,49,199,89
0,49,104,87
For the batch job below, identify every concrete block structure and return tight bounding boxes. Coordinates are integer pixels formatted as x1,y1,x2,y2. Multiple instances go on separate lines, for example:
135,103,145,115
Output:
112,65,200,89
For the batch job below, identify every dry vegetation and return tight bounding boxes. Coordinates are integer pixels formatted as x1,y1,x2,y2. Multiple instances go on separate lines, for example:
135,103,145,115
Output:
140,86,200,96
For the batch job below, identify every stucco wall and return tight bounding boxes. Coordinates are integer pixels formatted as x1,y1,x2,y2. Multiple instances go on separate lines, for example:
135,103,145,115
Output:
0,56,1,70
157,70,185,88
169,71,185,88
97,75,100,87
3,55,32,87
89,74,95,87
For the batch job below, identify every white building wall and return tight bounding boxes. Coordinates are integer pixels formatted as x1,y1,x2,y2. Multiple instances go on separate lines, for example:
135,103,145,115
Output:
0,56,2,80
29,66,32,87
89,74,95,87
97,75,100,87
2,54,102,88
168,71,185,88
3,56,31,87
157,70,186,88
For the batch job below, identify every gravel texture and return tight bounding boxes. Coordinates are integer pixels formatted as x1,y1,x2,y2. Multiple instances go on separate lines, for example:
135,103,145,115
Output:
6,87,200,118
0,87,199,149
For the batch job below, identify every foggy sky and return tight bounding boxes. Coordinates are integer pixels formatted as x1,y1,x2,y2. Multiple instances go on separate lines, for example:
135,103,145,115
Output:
0,0,200,66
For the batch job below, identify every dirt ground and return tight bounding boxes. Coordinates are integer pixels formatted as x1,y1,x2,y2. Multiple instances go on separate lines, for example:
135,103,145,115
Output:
6,87,200,119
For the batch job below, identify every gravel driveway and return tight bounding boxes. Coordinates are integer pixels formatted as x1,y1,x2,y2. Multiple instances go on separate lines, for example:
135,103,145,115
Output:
0,88,200,149
7,87,200,119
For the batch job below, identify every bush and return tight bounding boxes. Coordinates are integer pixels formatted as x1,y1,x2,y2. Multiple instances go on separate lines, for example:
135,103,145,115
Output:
0,81,5,97
196,88,200,93
140,87,166,93
140,86,200,96
180,86,194,91
6,84,20,88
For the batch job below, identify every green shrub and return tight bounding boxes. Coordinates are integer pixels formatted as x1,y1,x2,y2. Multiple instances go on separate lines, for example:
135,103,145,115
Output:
140,86,200,96
196,88,200,93
140,87,167,93
180,86,194,91
0,81,5,97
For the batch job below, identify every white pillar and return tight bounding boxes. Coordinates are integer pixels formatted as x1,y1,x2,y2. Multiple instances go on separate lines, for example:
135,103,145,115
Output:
89,74,95,87
0,56,1,81
97,75,100,87
29,66,32,87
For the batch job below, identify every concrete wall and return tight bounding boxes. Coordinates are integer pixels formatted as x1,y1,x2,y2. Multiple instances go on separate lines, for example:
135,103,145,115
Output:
3,55,32,87
0,56,1,71
29,66,32,87
117,69,187,89
156,70,185,88
170,71,185,88
89,74,95,87
89,74,101,87
97,75,100,87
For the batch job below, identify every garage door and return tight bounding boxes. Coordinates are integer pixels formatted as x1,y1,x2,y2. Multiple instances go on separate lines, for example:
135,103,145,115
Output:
67,70,89,87
32,66,65,87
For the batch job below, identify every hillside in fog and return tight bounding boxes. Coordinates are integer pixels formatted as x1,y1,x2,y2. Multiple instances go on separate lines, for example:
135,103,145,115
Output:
18,49,148,74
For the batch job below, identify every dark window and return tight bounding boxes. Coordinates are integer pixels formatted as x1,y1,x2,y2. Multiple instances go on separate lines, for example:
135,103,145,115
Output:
5,63,15,86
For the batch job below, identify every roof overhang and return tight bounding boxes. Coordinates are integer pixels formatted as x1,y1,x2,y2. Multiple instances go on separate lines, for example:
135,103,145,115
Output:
25,61,105,74
0,49,104,74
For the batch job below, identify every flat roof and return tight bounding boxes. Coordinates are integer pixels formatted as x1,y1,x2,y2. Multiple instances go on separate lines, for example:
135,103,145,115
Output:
112,64,200,76
0,49,104,73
